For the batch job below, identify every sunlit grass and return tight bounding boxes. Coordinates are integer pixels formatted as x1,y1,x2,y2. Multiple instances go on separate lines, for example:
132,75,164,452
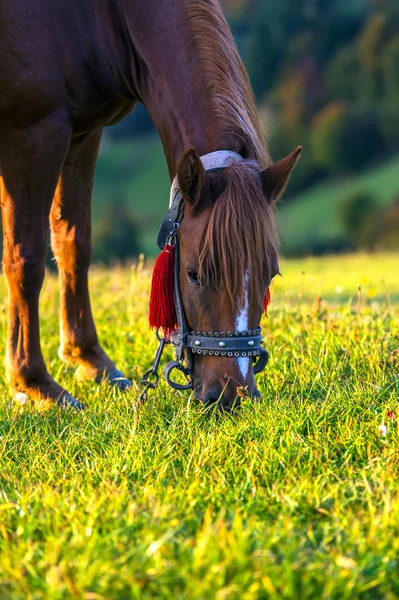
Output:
0,253,399,599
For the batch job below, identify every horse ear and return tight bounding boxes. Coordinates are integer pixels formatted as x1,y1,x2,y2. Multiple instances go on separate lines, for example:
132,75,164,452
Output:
177,148,206,206
261,147,303,204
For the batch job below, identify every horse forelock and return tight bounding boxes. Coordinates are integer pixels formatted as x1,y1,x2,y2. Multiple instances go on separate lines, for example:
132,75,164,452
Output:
198,161,278,308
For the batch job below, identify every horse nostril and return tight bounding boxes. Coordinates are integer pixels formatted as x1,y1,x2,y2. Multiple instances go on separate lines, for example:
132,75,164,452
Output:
201,384,259,410
203,388,223,407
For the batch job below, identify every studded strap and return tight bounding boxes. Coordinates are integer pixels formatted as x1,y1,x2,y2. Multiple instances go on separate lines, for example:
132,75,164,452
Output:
186,328,263,357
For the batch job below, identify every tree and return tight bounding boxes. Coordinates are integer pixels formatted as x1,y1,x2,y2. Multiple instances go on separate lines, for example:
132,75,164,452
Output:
92,201,141,264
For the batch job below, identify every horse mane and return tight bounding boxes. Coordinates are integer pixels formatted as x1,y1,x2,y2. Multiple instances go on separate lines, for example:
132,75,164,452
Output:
184,0,277,305
199,160,278,307
183,0,272,169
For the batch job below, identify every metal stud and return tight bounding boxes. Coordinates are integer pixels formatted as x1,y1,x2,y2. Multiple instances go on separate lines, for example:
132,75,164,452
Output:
195,340,201,346
219,341,226,348
248,340,254,347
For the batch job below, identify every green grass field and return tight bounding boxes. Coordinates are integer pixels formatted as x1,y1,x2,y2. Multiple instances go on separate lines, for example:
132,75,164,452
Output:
1,253,399,599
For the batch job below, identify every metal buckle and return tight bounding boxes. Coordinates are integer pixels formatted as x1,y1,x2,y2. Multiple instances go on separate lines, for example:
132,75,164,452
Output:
167,222,179,247
164,361,193,391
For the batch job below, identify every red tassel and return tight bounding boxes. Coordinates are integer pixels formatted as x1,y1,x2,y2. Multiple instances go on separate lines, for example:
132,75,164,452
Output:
263,288,271,315
149,244,177,335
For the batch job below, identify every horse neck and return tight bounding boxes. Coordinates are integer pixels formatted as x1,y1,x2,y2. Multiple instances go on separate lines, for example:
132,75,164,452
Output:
124,1,258,177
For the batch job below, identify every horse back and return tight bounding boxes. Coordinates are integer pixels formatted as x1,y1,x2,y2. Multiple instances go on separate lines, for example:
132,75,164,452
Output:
0,0,135,133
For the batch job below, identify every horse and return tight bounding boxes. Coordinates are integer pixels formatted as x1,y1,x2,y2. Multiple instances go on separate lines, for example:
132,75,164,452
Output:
0,0,301,410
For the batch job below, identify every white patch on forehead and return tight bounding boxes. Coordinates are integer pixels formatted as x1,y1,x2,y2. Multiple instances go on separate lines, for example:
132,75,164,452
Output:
235,270,250,381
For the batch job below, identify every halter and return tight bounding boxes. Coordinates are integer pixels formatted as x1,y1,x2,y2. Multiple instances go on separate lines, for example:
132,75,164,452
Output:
140,151,269,397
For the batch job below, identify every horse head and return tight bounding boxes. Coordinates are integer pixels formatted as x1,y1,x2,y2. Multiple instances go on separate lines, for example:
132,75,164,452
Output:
150,146,302,410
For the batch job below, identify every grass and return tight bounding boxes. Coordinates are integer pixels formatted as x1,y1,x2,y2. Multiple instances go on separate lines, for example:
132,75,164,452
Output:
0,253,399,599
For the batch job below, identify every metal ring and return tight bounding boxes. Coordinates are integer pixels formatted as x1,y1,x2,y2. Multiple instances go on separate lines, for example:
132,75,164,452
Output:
164,361,193,391
140,369,159,390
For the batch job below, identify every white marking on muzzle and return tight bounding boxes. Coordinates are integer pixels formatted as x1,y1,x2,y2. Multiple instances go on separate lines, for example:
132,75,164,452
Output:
235,271,250,380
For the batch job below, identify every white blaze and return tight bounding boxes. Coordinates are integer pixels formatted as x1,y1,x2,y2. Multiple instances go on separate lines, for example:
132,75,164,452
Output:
235,271,250,380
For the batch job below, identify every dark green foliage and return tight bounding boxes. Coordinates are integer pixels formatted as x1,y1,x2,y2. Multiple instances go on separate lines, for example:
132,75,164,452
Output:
92,200,141,264
338,189,399,251
339,191,380,249
311,106,384,174
225,0,398,183
375,198,399,250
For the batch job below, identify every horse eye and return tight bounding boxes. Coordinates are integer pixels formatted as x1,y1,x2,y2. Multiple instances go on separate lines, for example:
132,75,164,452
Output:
187,267,200,285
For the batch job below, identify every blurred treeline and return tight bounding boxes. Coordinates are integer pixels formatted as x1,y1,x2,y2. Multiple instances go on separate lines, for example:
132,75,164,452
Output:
230,0,399,190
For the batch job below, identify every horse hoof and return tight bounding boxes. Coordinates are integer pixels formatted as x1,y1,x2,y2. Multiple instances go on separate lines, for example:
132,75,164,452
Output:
58,392,85,410
106,368,132,391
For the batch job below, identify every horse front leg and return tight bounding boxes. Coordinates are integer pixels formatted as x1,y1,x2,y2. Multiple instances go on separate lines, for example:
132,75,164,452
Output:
50,131,131,391
0,116,83,409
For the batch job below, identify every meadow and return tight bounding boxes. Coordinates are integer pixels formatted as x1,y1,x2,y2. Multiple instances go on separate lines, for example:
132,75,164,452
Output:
0,253,399,599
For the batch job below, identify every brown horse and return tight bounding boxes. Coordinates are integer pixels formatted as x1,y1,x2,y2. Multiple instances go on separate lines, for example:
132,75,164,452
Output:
0,0,301,410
